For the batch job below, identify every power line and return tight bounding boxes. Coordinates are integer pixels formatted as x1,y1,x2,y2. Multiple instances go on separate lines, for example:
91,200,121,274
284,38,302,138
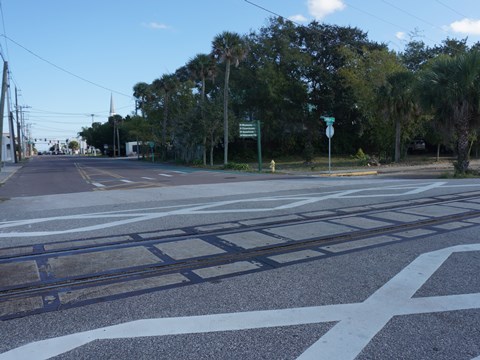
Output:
434,0,468,18
244,0,468,57
29,103,133,117
243,0,414,54
244,0,411,41
1,34,132,98
380,0,446,33
343,1,415,35
29,108,98,117
244,0,303,27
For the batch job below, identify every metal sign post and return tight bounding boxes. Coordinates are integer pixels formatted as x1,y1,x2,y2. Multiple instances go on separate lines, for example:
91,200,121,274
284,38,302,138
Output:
321,116,335,173
149,141,155,162
256,120,262,172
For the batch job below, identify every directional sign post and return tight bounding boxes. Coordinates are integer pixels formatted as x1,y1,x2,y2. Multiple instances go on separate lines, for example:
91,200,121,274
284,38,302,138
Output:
321,116,335,173
239,121,262,171
239,122,257,138
148,141,155,163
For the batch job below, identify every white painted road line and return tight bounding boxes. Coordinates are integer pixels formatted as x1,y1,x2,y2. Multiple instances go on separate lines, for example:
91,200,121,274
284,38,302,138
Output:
159,173,173,177
120,179,133,183
141,177,155,180
1,181,480,238
170,170,187,174
91,182,105,188
2,244,479,360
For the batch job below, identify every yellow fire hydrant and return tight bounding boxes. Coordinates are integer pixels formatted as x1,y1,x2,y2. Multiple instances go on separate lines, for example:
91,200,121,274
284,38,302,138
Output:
270,160,276,173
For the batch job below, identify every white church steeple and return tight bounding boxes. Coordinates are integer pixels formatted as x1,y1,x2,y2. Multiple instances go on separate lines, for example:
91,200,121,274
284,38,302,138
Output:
109,93,116,117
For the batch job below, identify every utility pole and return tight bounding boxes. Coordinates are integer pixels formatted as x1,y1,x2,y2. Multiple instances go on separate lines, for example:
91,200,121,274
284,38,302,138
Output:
110,94,117,157
112,119,116,157
6,71,16,163
116,120,120,157
20,105,29,158
15,87,21,161
8,111,16,163
0,61,8,168
91,113,94,124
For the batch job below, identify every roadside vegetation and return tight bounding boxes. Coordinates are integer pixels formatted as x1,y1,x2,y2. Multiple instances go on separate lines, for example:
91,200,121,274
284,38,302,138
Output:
79,17,480,176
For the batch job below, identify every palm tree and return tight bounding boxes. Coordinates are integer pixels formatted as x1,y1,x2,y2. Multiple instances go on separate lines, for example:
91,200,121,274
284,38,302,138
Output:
132,82,153,119
187,54,216,101
378,71,417,162
187,54,217,165
418,51,480,174
212,31,248,165
152,74,178,159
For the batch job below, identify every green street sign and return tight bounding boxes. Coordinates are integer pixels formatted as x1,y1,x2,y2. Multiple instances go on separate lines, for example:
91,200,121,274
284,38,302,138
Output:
239,122,257,138
239,121,263,172
321,116,335,126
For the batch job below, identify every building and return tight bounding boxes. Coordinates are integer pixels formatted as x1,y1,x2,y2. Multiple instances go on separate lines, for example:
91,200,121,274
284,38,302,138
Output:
1,133,13,162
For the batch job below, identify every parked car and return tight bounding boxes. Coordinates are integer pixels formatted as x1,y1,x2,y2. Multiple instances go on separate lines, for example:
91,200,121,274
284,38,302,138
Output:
408,139,426,152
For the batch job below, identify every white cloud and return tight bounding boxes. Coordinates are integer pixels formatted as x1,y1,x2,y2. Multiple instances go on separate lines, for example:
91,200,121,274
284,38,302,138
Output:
395,32,406,40
449,18,480,35
142,22,170,30
289,14,308,23
307,0,345,20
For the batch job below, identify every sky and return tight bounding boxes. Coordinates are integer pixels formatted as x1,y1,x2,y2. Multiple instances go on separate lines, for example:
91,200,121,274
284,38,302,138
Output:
1,0,479,151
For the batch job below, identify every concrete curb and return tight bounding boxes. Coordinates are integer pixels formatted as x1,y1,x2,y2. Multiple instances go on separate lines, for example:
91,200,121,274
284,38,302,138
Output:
312,171,378,177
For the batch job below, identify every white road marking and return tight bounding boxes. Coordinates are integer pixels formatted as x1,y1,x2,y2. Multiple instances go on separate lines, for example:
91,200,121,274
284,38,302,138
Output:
120,179,133,183
403,181,445,195
170,170,187,174
0,181,479,238
91,182,105,187
158,173,172,177
1,244,479,360
141,177,155,180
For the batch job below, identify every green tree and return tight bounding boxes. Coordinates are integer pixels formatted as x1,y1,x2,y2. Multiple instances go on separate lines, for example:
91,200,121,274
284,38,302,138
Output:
298,22,386,155
121,115,152,158
418,51,480,174
68,140,79,153
245,18,309,157
401,40,434,72
151,73,179,159
79,122,113,153
378,71,418,162
187,54,217,165
339,47,404,156
212,31,248,164
133,82,153,118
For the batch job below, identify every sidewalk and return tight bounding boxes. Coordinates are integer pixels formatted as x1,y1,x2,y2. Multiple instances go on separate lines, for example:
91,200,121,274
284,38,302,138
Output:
0,163,22,185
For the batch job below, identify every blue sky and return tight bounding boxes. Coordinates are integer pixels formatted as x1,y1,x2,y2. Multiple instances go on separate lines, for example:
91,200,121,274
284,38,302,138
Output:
1,0,479,151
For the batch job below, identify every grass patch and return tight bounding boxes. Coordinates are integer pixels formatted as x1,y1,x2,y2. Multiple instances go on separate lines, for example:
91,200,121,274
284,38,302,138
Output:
270,155,377,172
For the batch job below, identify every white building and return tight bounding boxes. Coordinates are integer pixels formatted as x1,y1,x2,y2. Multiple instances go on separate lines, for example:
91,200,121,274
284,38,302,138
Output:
125,141,146,157
1,133,13,162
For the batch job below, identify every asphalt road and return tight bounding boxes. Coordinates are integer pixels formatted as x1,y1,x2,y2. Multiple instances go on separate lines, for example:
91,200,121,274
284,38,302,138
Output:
0,156,479,359
0,155,294,197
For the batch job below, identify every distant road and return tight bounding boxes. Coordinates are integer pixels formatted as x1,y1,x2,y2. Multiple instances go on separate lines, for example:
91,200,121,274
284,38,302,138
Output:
0,155,294,197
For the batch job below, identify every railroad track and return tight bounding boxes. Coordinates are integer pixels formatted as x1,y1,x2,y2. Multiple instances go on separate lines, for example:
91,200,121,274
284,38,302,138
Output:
1,192,480,320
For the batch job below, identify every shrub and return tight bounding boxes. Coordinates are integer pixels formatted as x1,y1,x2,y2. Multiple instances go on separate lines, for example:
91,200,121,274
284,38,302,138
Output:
354,148,369,166
223,162,251,171
191,159,203,166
